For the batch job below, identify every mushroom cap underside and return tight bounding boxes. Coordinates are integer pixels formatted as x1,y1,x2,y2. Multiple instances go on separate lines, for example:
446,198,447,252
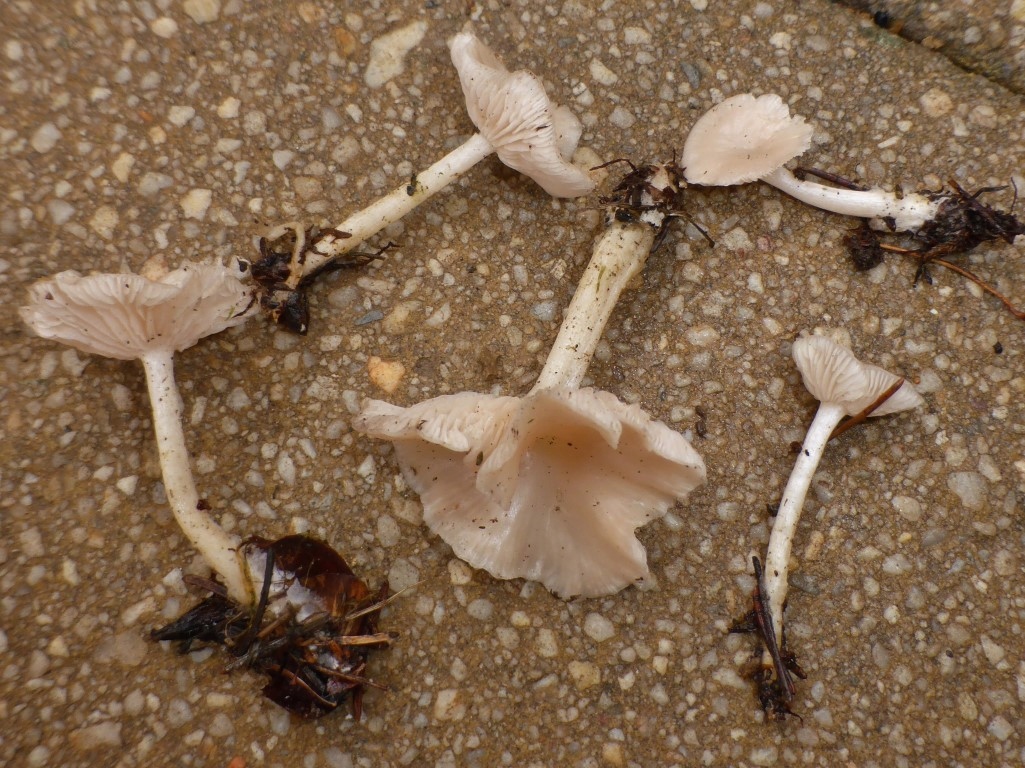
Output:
19,261,255,360
356,387,705,598
792,335,925,417
682,92,813,186
449,30,595,198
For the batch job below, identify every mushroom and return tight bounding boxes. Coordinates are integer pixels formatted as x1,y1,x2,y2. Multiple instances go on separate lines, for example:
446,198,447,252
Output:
356,163,705,598
19,261,257,604
682,93,942,231
763,334,923,654
264,29,594,306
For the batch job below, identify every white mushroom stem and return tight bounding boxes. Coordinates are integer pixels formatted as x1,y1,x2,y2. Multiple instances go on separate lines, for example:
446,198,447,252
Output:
762,167,941,232
762,402,845,642
532,220,657,391
285,133,495,284
141,349,249,605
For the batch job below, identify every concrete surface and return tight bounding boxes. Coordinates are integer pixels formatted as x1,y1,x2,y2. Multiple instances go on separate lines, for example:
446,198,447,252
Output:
836,0,1025,95
2,1,1023,767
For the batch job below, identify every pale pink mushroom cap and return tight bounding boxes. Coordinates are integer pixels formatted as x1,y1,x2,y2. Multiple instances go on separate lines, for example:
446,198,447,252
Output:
449,31,595,198
356,387,705,598
682,93,814,186
19,261,256,360
792,335,924,417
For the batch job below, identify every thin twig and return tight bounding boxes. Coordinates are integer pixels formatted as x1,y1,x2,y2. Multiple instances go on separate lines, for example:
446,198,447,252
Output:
752,557,796,700
879,243,1025,321
829,378,904,442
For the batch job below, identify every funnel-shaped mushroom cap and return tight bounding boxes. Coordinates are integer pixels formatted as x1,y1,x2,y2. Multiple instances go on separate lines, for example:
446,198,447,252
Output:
792,335,924,417
683,93,813,186
449,31,595,198
356,387,705,598
20,261,255,360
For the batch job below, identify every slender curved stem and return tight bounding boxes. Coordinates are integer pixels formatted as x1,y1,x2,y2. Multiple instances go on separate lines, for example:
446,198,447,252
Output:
763,402,845,642
763,167,940,231
141,350,249,604
531,220,656,391
290,132,495,286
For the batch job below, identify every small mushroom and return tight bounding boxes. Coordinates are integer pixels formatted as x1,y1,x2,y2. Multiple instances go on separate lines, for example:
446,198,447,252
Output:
682,93,942,231
764,335,923,650
267,28,594,301
19,261,257,603
356,164,705,598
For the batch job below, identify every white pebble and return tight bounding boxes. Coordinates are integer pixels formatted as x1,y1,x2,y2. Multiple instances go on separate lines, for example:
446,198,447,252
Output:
226,386,251,409
891,495,921,522
947,472,987,510
376,514,400,547
62,558,81,586
568,660,601,689
356,455,376,482
988,715,1013,741
589,58,619,86
272,149,295,170
583,612,615,642
536,628,558,657
434,688,466,721
48,199,75,225
166,698,193,728
388,558,419,591
138,172,173,196
115,475,138,495
364,20,428,89
464,599,491,621
149,17,179,38
685,324,720,347
183,0,220,24
243,110,266,135
530,300,558,322
70,722,122,750
623,27,651,45
919,88,953,117
749,746,778,766
31,122,61,153
448,559,473,585
276,452,296,485
217,96,240,119
980,636,1005,666
111,152,135,182
609,106,636,129
168,105,196,127
89,206,118,239
720,226,753,252
180,188,212,220
215,138,242,153
881,554,911,575
322,107,343,130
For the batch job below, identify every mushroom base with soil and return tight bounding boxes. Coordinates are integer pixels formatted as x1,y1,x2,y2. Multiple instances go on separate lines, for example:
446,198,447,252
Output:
843,182,1025,321
153,534,394,720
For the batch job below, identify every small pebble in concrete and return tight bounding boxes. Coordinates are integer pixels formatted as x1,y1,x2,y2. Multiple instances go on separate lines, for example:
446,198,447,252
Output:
365,20,427,88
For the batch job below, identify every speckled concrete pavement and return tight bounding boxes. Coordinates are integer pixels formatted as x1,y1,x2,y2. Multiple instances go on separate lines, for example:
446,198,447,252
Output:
837,0,1025,95
2,1,1023,767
